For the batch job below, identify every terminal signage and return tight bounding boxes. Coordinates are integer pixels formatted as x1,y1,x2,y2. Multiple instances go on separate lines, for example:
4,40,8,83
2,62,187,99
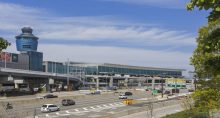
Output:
0,52,11,62
0,52,18,62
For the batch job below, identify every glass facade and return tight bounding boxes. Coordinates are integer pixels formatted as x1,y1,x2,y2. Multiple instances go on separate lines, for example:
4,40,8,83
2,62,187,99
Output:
96,65,182,76
15,27,39,52
28,51,43,71
44,62,183,77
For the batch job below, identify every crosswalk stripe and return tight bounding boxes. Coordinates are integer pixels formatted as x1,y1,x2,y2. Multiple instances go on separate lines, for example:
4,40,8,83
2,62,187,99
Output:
109,104,114,106
103,105,109,107
83,107,88,110
74,109,79,112
90,107,95,109
97,105,102,108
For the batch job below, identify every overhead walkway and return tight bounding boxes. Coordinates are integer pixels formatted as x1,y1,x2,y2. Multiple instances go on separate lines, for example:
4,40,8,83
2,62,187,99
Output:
0,68,80,81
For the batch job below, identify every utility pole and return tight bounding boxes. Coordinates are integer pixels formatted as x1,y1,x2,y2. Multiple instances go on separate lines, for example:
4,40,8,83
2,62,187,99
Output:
55,62,57,73
4,52,7,68
67,58,69,86
161,78,164,98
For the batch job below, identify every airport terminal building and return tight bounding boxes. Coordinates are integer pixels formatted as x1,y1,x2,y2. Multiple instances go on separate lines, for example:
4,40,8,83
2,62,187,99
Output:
0,27,189,92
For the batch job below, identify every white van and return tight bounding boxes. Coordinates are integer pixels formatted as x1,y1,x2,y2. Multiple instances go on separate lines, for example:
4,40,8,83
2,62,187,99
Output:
41,104,59,112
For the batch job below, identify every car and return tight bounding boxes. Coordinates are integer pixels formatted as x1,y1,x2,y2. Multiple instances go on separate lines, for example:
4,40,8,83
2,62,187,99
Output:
37,94,58,99
124,92,132,96
164,91,170,94
41,104,59,112
62,99,75,106
91,91,101,95
119,94,127,99
43,94,58,99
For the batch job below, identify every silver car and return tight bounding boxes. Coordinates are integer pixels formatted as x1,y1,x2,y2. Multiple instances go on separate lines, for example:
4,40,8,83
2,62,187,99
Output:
41,104,59,112
119,94,127,99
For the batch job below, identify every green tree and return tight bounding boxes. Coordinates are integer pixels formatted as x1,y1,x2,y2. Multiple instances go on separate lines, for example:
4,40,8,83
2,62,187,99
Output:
191,20,220,78
187,0,220,22
0,37,10,52
188,0,220,115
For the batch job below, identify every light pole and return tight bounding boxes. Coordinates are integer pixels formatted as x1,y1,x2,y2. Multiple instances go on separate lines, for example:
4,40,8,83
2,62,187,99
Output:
67,58,69,86
160,73,166,98
4,52,7,68
161,78,164,98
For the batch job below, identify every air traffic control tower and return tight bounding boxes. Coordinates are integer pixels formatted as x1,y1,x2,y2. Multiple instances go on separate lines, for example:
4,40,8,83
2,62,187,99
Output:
15,27,43,71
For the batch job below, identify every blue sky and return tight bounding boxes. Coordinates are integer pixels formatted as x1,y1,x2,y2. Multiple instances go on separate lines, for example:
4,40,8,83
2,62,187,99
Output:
0,0,209,75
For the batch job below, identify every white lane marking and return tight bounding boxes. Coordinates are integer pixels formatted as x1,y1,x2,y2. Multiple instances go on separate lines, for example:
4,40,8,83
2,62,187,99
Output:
109,104,114,106
45,114,49,117
90,107,95,109
55,112,70,116
97,105,102,108
108,111,115,114
103,105,109,107
66,111,70,113
74,109,79,112
83,107,88,110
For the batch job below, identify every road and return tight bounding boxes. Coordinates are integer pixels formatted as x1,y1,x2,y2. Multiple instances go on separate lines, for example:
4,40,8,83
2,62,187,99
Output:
3,90,152,118
2,90,183,118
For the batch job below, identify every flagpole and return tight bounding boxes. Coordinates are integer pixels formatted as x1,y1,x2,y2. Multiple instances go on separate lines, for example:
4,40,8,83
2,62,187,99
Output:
4,52,6,68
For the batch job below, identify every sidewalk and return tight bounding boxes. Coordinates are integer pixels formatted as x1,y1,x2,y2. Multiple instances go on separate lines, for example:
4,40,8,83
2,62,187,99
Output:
119,104,183,118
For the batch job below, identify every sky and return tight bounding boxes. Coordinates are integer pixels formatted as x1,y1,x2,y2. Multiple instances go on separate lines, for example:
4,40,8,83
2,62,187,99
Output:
0,0,209,76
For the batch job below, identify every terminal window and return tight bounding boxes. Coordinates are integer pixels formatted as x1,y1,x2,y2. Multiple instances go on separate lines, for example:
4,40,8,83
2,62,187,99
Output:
23,45,31,49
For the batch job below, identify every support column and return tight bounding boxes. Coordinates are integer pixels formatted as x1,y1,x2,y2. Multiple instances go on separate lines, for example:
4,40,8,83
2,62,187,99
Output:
49,78,54,92
152,78,155,89
124,78,128,88
96,77,99,90
109,77,113,87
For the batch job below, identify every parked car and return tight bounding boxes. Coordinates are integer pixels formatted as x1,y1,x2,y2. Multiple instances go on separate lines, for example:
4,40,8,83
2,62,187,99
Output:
41,104,59,112
119,94,127,99
91,91,101,95
62,99,75,106
37,94,58,99
164,91,170,94
124,92,132,96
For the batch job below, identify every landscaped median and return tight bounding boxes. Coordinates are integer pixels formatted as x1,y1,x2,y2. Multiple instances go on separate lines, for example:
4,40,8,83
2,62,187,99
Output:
162,109,209,118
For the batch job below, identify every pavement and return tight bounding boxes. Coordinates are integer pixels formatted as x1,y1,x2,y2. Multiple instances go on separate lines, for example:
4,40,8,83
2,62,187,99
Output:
2,89,153,118
0,89,188,118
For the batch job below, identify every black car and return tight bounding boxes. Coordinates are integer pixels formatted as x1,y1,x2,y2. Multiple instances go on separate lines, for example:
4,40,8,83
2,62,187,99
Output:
62,99,75,106
124,92,132,96
43,94,58,99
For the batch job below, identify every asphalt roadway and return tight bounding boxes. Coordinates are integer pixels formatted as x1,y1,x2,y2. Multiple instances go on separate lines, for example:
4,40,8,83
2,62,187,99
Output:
1,90,183,118
3,90,153,118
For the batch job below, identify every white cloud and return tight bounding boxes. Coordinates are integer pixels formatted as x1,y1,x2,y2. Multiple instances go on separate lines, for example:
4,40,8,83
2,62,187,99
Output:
101,0,189,9
0,2,195,73
0,2,195,47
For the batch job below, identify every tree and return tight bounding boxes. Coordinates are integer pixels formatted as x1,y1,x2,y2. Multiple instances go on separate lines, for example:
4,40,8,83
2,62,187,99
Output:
188,0,220,115
0,37,10,52
187,0,220,22
191,20,220,78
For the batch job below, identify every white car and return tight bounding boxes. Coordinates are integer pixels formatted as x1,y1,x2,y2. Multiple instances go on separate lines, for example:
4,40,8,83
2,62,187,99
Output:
41,104,60,112
119,94,127,99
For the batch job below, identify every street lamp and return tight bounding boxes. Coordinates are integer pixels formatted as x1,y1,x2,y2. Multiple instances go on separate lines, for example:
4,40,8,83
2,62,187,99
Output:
161,73,166,98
